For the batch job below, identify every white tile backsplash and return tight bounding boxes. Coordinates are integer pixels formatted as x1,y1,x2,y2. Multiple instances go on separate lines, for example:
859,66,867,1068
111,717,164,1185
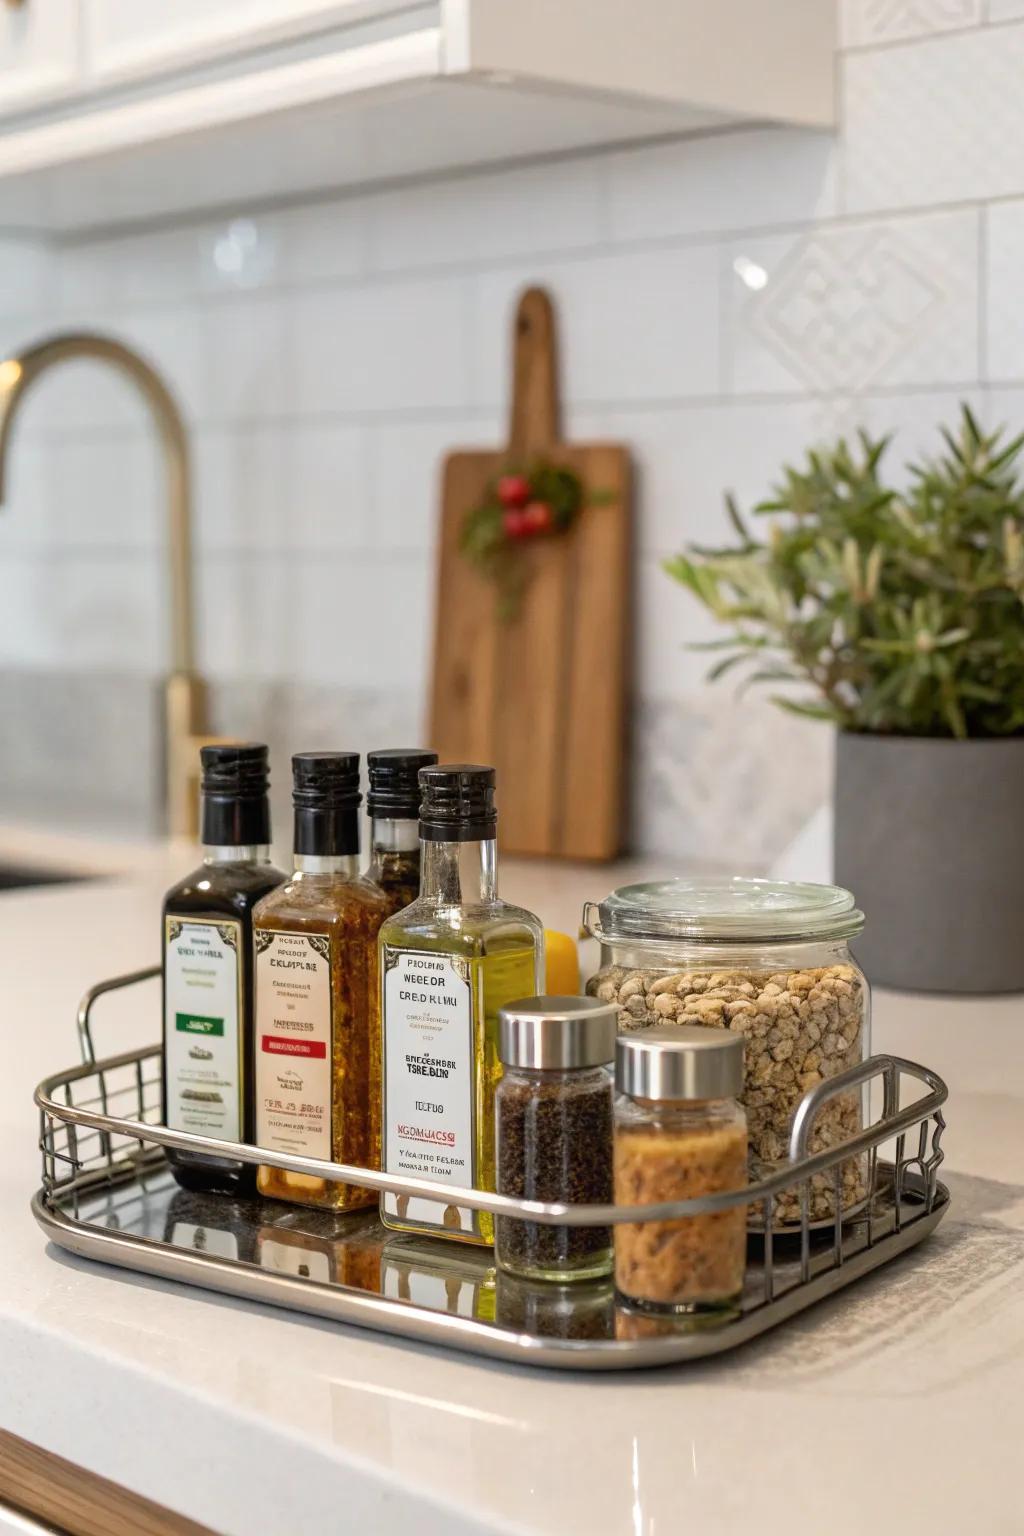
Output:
196,422,369,554
287,276,471,414
840,0,981,48
5,17,1024,853
0,237,54,318
471,245,722,410
0,553,163,672
844,24,1024,210
729,210,980,394
984,199,1024,381
607,128,838,244
272,201,364,287
202,295,288,422
366,414,499,553
0,441,51,550
368,157,606,273
46,433,161,550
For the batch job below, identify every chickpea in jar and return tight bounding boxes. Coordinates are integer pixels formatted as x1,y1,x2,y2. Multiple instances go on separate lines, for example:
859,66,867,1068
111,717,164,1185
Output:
613,1026,747,1314
586,879,871,1226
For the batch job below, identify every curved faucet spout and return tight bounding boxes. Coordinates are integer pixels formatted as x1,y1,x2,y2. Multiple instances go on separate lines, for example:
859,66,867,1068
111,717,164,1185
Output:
0,332,194,674
0,331,209,837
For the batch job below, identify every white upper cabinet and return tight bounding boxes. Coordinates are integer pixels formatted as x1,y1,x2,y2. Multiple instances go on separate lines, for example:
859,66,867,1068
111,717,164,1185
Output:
82,1,410,85
0,0,837,233
0,0,79,113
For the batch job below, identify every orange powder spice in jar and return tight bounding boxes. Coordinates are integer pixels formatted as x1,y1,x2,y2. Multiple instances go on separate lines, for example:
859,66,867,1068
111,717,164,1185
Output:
613,1026,747,1313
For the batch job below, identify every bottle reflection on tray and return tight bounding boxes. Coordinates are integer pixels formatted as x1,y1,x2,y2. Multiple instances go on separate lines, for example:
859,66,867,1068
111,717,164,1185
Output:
255,1207,385,1294
163,1188,253,1264
495,1271,615,1341
381,1233,497,1322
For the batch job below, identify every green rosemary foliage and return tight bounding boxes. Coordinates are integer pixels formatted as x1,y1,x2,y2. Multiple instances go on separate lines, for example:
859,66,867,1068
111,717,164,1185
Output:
666,406,1024,738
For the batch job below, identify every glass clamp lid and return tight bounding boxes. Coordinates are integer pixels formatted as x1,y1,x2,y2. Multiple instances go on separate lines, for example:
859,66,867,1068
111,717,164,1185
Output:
583,876,864,946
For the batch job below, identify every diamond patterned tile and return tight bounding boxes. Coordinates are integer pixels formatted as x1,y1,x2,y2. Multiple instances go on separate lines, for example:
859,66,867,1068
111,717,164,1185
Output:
631,693,831,866
841,0,981,47
729,210,979,394
844,25,1024,210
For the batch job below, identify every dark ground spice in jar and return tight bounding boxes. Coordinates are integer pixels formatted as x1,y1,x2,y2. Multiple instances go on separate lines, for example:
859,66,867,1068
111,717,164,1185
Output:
496,1070,613,1279
494,996,617,1282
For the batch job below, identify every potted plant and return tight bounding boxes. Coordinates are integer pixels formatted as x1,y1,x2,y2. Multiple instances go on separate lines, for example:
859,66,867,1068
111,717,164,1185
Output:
667,406,1024,993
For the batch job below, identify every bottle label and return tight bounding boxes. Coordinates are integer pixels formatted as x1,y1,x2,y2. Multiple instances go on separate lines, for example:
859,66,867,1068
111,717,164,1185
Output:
164,916,244,1142
254,930,333,1162
381,948,477,1236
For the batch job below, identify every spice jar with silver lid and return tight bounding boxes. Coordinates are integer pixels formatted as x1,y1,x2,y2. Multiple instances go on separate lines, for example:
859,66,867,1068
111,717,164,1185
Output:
614,1026,747,1314
495,995,615,1282
586,878,870,1226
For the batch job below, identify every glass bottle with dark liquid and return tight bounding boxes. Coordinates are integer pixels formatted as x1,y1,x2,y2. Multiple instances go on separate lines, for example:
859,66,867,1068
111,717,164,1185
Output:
162,743,286,1194
364,747,437,916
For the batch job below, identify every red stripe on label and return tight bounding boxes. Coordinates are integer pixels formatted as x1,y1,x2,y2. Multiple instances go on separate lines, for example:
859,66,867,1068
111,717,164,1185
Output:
261,1035,326,1059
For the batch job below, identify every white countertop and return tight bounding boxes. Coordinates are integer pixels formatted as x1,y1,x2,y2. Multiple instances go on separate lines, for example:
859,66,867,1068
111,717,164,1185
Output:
1,833,1022,1536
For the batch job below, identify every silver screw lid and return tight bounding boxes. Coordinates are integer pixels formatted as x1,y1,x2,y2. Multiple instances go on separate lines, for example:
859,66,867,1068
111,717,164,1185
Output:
498,995,617,1070
615,1025,744,1101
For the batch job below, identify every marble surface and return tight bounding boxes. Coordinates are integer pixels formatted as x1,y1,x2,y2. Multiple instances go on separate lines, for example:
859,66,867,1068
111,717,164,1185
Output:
0,829,1022,1536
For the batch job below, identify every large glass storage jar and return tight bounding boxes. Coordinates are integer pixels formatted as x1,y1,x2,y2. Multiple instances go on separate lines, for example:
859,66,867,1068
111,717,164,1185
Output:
585,878,870,1226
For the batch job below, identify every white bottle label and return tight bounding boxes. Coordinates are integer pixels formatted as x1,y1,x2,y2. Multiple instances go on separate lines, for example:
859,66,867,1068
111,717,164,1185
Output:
254,930,332,1161
381,948,476,1234
164,917,243,1141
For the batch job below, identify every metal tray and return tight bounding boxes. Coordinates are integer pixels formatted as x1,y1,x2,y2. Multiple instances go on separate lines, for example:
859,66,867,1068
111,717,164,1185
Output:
32,968,950,1371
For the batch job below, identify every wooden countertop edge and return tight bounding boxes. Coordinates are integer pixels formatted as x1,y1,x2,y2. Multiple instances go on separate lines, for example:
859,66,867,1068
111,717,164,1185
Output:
0,1430,216,1536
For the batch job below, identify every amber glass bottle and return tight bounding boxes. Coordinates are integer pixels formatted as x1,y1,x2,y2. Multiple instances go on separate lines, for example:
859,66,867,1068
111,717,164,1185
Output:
364,748,437,917
253,752,389,1211
162,743,285,1195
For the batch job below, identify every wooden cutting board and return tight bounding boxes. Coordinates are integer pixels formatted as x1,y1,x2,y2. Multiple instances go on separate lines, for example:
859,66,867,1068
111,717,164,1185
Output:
430,287,631,860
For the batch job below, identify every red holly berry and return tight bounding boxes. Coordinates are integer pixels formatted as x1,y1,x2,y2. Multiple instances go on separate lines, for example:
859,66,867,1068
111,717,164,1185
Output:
521,500,553,535
498,475,531,510
502,508,529,539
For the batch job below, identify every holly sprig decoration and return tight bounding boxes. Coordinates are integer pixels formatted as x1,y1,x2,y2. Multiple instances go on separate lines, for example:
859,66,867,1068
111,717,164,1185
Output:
460,462,595,619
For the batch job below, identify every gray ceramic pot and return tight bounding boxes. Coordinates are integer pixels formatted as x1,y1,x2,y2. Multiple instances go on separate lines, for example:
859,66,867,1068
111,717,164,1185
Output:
834,732,1024,993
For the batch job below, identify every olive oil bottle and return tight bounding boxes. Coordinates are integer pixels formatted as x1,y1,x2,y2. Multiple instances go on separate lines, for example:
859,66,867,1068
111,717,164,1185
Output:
379,765,543,1245
252,752,389,1211
162,743,286,1195
364,747,437,916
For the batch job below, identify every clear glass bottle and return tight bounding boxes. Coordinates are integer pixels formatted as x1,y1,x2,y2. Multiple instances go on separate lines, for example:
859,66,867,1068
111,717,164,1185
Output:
364,747,437,916
613,1026,748,1314
495,995,615,1281
379,764,543,1245
585,877,870,1226
253,752,389,1211
162,743,286,1195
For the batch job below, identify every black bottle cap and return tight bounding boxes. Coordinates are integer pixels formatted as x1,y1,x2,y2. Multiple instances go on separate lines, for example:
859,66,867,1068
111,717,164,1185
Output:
419,764,497,842
367,748,439,819
200,742,271,847
292,751,361,856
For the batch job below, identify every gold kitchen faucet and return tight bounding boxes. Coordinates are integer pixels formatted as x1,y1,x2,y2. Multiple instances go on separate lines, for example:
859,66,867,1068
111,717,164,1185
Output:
0,332,223,838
